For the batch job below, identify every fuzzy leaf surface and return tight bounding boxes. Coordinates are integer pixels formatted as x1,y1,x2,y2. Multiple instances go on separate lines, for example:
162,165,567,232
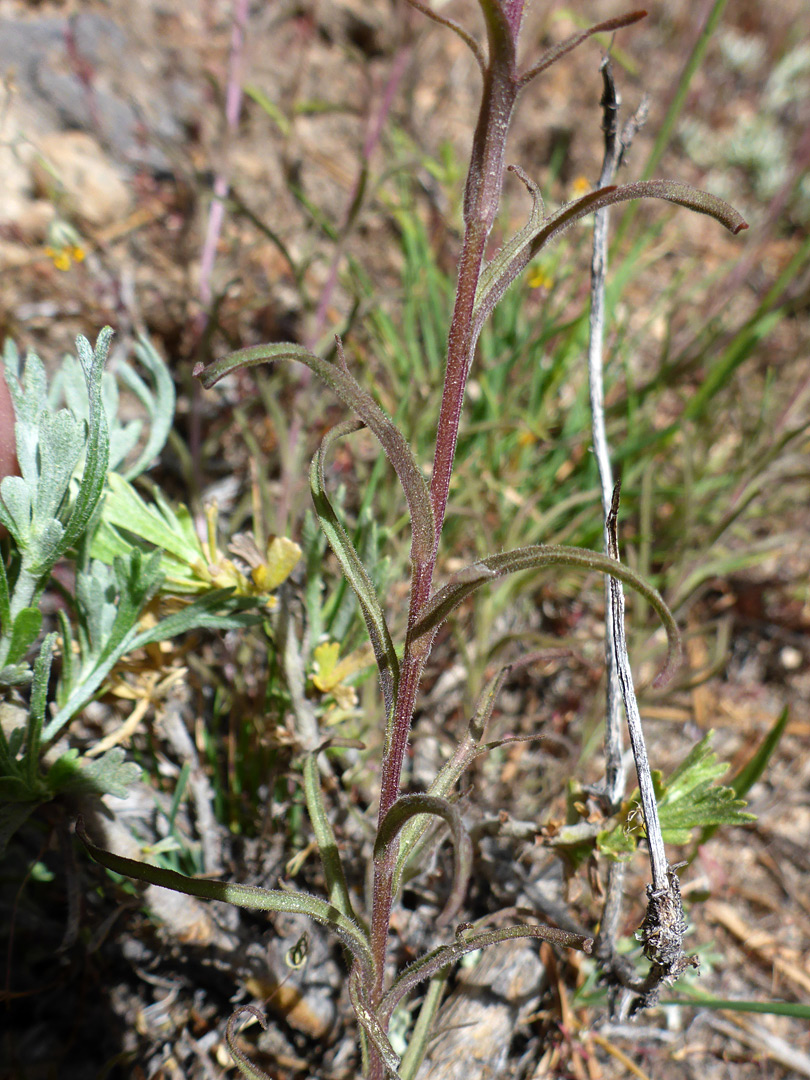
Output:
196,343,434,570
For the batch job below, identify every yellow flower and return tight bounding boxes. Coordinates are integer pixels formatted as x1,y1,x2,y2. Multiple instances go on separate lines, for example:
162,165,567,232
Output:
571,175,591,197
527,266,554,290
44,243,86,271
312,640,374,713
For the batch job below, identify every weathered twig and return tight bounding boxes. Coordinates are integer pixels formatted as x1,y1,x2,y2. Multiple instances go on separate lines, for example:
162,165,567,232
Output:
586,60,634,995
587,59,697,1013
607,486,699,1011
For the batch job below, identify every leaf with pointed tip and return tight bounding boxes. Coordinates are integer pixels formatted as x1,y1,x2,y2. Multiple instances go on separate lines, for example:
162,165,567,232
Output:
76,816,374,979
196,343,434,571
311,420,399,719
405,0,485,72
226,1006,272,1080
473,179,747,346
376,794,472,926
118,335,176,480
58,329,112,558
303,751,359,925
26,632,56,780
410,544,681,684
44,590,261,743
393,662,515,896
518,11,648,88
5,607,42,666
379,923,593,1025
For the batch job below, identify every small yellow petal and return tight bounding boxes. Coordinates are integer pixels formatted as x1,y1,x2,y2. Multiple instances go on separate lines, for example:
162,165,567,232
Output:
261,536,302,590
571,175,591,197
312,641,341,691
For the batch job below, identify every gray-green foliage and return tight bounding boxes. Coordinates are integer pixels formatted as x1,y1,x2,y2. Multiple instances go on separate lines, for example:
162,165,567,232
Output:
0,329,260,853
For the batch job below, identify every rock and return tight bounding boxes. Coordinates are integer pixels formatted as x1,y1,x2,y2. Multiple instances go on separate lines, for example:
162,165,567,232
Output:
31,131,133,228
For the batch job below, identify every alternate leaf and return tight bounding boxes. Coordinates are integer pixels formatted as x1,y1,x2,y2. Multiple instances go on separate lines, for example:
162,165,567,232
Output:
410,543,681,685
76,816,375,980
303,750,359,924
472,178,747,348
310,419,399,716
375,794,473,926
195,342,435,571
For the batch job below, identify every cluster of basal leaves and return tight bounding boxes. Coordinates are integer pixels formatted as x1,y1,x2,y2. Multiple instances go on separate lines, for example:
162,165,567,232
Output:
0,328,301,853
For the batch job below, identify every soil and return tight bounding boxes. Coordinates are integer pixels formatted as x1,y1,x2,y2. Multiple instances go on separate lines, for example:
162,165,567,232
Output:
1,2,809,1079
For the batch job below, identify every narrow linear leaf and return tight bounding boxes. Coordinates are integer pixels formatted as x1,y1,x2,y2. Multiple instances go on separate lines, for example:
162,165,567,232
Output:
119,335,176,480
411,544,681,685
26,632,57,782
380,923,593,1024
43,592,262,743
473,180,747,346
311,420,399,718
393,662,520,896
731,706,789,800
518,11,648,87
303,752,358,924
226,1006,273,1080
376,794,472,926
661,995,810,1020
6,607,42,665
405,0,485,71
0,542,11,628
77,817,374,977
195,343,434,569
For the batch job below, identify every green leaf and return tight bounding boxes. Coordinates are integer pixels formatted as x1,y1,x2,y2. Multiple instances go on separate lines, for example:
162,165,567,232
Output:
58,329,112,557
393,660,545,895
5,607,42,665
74,747,141,798
0,545,10,628
0,800,39,856
195,342,435,571
473,178,747,348
0,476,32,546
310,420,399,718
349,967,402,1079
44,589,260,744
76,816,374,979
379,923,593,1026
303,751,359,925
119,335,176,479
226,1006,274,1080
731,706,789,800
610,732,756,848
26,632,56,782
410,544,681,685
375,794,472,927
661,993,810,1020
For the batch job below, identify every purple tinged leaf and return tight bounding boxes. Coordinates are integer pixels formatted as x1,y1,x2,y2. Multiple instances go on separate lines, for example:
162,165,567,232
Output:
379,923,593,1024
348,968,402,1078
195,343,434,571
410,544,682,687
473,180,748,345
226,1006,271,1080
405,0,485,72
518,11,648,88
376,794,473,927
